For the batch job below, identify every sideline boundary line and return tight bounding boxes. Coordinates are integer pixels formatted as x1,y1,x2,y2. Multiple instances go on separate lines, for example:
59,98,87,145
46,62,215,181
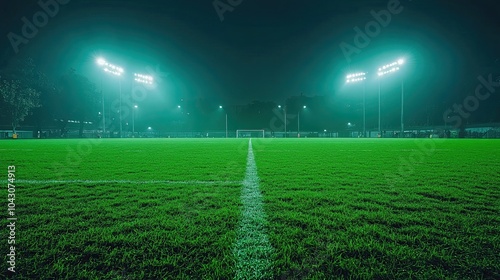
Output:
17,179,241,185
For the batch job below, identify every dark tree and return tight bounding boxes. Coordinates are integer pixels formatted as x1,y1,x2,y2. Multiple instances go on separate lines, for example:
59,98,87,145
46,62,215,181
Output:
0,58,55,134
0,79,40,134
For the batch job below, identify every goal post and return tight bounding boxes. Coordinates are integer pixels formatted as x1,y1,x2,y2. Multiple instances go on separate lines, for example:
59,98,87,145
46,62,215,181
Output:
236,129,265,138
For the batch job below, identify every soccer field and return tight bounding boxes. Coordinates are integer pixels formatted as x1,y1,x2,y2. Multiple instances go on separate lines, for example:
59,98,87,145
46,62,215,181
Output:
1,138,499,279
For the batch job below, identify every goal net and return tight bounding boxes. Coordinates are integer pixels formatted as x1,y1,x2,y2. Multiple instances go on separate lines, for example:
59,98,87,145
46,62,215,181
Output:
236,129,265,138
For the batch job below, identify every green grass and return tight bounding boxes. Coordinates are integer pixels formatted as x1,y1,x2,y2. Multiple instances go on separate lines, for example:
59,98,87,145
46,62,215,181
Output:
1,138,499,279
252,138,500,279
2,139,248,279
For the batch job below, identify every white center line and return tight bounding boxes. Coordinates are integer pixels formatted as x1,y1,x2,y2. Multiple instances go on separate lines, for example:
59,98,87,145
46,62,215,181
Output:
233,139,273,279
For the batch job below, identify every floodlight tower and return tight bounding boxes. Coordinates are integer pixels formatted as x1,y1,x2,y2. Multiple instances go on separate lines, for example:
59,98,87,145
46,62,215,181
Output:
132,105,138,135
377,58,405,137
97,58,124,137
219,105,227,138
133,73,154,137
346,72,367,137
277,104,288,137
96,58,107,136
298,105,306,138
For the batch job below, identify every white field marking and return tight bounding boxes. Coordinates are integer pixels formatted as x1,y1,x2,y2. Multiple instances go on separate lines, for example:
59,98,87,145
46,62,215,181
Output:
338,149,373,152
233,139,273,280
17,180,241,185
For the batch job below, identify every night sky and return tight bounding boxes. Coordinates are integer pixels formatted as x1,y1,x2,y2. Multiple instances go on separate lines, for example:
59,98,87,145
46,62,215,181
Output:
1,0,500,129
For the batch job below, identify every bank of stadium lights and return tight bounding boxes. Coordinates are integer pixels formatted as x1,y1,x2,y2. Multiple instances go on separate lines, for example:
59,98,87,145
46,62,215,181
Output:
377,59,404,77
96,57,125,137
346,72,366,83
97,58,124,76
377,58,406,137
134,73,154,85
346,71,367,137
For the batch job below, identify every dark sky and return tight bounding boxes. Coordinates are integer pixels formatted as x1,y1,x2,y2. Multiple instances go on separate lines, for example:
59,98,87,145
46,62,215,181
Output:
1,0,500,121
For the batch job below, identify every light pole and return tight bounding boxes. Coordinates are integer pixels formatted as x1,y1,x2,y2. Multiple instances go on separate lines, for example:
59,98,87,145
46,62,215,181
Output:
97,58,124,137
119,79,122,137
278,105,287,137
219,105,227,138
401,78,405,135
378,80,381,136
377,58,405,137
132,105,138,136
346,72,367,137
133,73,154,137
298,105,306,138
101,77,105,136
96,59,106,136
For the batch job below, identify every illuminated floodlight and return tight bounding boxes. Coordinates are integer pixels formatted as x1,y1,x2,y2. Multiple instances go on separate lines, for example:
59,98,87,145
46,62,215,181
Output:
303,105,307,109
219,105,223,109
346,72,366,83
378,59,404,77
278,105,282,109
100,61,124,76
148,127,152,130
134,73,154,85
177,105,181,109
96,58,106,66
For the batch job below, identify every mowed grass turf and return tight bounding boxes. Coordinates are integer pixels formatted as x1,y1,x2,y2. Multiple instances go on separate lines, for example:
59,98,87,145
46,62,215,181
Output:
252,138,500,279
1,138,499,279
1,139,249,279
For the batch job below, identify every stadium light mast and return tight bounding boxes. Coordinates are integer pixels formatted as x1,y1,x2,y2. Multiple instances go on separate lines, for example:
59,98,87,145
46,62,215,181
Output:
132,105,138,136
278,104,287,137
219,105,227,138
97,58,125,137
377,58,405,137
96,58,107,136
132,73,153,137
298,105,306,138
346,72,367,137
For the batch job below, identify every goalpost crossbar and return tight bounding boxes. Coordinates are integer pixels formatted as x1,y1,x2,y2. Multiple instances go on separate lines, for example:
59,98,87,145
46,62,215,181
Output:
236,130,265,138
